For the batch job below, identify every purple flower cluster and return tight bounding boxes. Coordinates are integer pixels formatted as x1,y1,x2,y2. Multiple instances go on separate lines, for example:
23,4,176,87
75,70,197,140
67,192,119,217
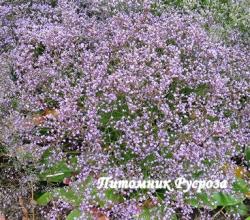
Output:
0,0,249,219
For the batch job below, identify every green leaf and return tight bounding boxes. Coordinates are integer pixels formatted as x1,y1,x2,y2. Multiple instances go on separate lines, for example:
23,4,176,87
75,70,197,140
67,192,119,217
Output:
101,126,122,144
54,188,82,206
207,115,219,122
225,202,249,217
212,192,243,206
107,58,120,74
44,97,59,108
100,95,129,125
34,43,45,57
39,161,72,182
137,206,165,220
36,192,52,206
66,209,81,220
166,39,177,46
38,127,50,136
185,192,215,208
180,86,193,95
11,98,19,109
223,109,233,118
233,179,250,194
186,197,199,207
195,83,210,96
40,148,52,164
245,217,250,220
77,95,85,108
140,153,156,178
138,208,150,220
91,187,105,207
105,189,124,203
197,193,216,208
245,147,250,161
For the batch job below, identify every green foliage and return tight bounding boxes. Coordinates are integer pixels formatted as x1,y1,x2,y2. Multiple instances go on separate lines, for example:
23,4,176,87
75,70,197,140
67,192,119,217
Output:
223,109,233,118
38,127,50,136
138,208,151,220
44,97,59,108
225,202,249,217
36,192,53,206
100,95,129,125
233,179,250,194
212,192,244,206
120,148,136,163
66,209,81,220
105,189,124,203
50,0,57,8
186,190,246,211
137,206,165,220
101,126,123,143
77,95,85,108
39,161,73,182
40,148,52,164
34,43,45,58
54,188,82,206
245,147,250,161
99,95,129,145
207,115,219,122
11,98,19,109
185,192,216,209
194,83,210,96
107,58,120,75
140,153,156,178
161,0,250,41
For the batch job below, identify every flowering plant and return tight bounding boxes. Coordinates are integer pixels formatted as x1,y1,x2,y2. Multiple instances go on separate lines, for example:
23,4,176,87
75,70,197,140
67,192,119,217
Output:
0,0,249,219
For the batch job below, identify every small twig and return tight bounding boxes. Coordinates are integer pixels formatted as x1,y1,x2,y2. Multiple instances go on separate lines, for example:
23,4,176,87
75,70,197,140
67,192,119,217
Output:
19,197,30,220
30,181,35,220
211,206,224,220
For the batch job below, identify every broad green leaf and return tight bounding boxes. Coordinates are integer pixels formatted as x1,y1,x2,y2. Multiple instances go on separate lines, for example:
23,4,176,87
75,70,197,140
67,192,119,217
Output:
91,187,105,207
34,43,45,57
105,189,124,203
225,202,249,217
40,148,52,164
36,192,52,206
39,161,72,182
212,192,243,206
180,86,193,95
38,127,50,136
100,95,129,125
233,179,250,194
195,83,210,96
192,170,204,179
140,153,156,178
245,147,250,161
137,206,164,220
223,109,233,118
171,214,178,220
186,197,199,207
121,148,136,163
137,208,150,220
54,188,82,206
107,58,120,74
197,193,216,208
66,209,81,220
207,115,219,122
185,192,215,208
